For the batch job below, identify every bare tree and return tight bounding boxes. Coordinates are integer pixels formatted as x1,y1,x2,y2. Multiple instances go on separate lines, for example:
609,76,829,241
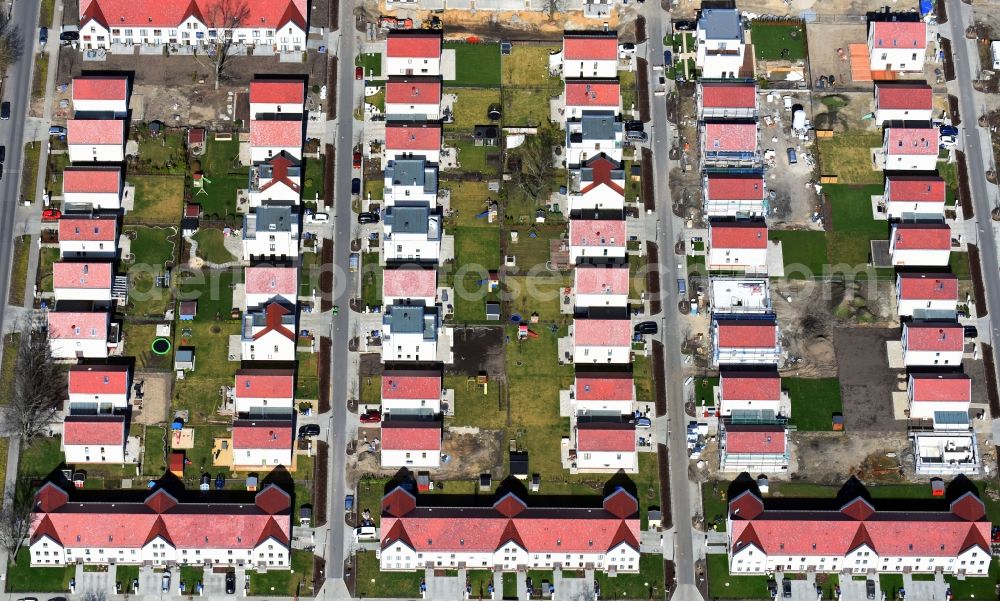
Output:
205,0,251,90
507,125,560,199
0,486,36,560
0,9,24,71
6,319,63,443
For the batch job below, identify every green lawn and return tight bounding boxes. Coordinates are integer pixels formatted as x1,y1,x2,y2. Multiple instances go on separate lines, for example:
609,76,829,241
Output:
144,425,168,476
442,180,496,227
124,226,177,318
7,235,30,306
127,175,186,225
179,566,205,592
302,156,324,203
0,333,19,405
946,557,999,600
768,230,830,277
5,549,74,593
633,356,655,405
594,555,665,600
879,573,904,599
37,247,60,293
707,554,770,599
116,565,140,589
500,45,562,127
356,52,382,78
451,140,498,175
950,252,971,282
620,69,638,115
502,572,517,598
695,376,719,407
751,21,808,60
17,435,64,480
447,87,500,132
702,481,729,531
449,229,501,324
785,378,843,431
136,128,187,175
196,138,244,219
467,570,495,598
361,252,383,308
826,184,887,267
297,351,320,400
124,322,173,370
43,151,71,196
817,132,883,184
21,142,41,201
445,42,501,87
505,275,566,323
192,228,237,264
354,551,423,598
248,549,314,596
939,162,960,206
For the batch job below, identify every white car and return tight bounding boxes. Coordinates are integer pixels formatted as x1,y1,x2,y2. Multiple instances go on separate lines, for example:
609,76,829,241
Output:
354,525,377,541
307,212,330,224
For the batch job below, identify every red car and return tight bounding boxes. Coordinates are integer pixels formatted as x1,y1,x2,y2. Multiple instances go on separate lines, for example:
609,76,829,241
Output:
355,66,363,80
42,209,61,221
360,410,381,424
353,151,362,169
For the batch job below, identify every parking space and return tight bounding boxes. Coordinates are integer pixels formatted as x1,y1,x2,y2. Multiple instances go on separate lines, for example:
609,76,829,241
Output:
138,568,170,595
74,563,116,595
426,571,464,600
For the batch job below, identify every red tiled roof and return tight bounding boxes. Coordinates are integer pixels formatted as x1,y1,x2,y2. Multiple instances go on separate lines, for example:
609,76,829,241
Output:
59,217,117,242
67,119,125,145
574,265,629,295
577,423,635,452
244,266,297,296
575,373,634,402
569,219,626,246
385,78,442,104
897,273,958,301
573,319,631,347
904,322,963,352
386,32,441,58
69,364,129,395
249,80,305,106
381,422,442,451
381,371,442,400
565,80,620,108
258,153,301,194
871,21,927,49
63,416,125,445
885,127,939,155
710,221,767,249
910,373,972,403
720,371,781,401
703,122,757,152
232,420,293,450
701,82,756,109
579,155,625,195
716,320,777,349
53,261,113,290
886,175,945,203
79,0,306,30
62,167,122,194
385,123,441,151
383,267,437,299
72,76,128,102
564,35,618,60
706,174,766,200
876,82,933,111
725,426,785,454
252,303,296,342
47,311,108,340
234,369,294,399
892,223,951,250
250,119,303,148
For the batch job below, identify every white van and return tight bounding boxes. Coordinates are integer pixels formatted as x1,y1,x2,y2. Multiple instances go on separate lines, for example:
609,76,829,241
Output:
354,526,377,542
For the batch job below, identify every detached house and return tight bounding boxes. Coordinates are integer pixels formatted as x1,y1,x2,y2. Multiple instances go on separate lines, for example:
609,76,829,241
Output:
58,215,118,259
569,219,626,263
385,77,442,121
572,318,631,364
67,119,125,163
703,173,767,218
564,80,621,119
62,166,124,210
884,174,945,220
896,272,958,318
382,266,437,306
381,370,443,415
382,205,442,262
232,419,294,468
48,310,115,359
696,8,746,79
381,304,449,363
907,373,972,420
241,302,297,362
719,424,789,473
67,364,130,410
868,19,927,72
384,158,438,206
573,264,629,309
242,205,299,261
883,126,939,172
569,153,625,212
574,421,637,473
697,81,758,120
62,415,127,464
29,482,293,568
385,123,441,163
243,265,298,310
53,261,114,306
380,420,442,468
889,223,951,267
902,321,964,367
72,75,129,116
233,369,295,414
707,220,768,274
386,31,442,77
571,372,635,414
247,153,302,207
249,118,303,163
718,367,782,417
874,82,933,126
566,111,624,166
712,318,781,366
701,121,759,168
562,32,619,79
248,79,305,117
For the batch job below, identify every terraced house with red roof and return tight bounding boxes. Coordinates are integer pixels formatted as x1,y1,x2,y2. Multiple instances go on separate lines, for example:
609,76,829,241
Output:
573,264,629,309
67,118,126,163
727,484,991,575
572,318,632,364
700,120,760,169
52,261,115,308
385,31,442,77
58,215,119,259
243,265,298,310
907,373,972,420
697,81,758,120
564,80,621,119
249,79,306,116
568,153,625,212
901,321,964,367
47,310,118,359
883,125,939,171
232,419,294,468
29,482,293,568
868,18,927,72
712,318,781,366
381,370,444,414
883,174,946,220
889,222,952,267
378,486,641,573
561,32,619,79
895,272,958,318
380,420,443,468
385,77,442,121
72,75,130,115
874,81,933,126
568,372,635,415
574,421,638,472
233,369,295,414
77,0,308,53
719,424,788,472
62,166,125,210
703,173,767,218
717,367,783,417
568,219,626,263
707,220,768,274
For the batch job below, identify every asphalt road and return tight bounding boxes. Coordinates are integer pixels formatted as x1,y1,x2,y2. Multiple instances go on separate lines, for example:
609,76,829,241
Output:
324,0,358,586
945,0,1000,414
0,0,40,321
643,10,703,601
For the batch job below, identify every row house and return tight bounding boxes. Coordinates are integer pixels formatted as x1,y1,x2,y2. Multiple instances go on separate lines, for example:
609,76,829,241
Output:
717,367,782,417
384,158,438,207
68,364,130,410
701,120,759,169
383,266,437,307
77,0,307,52
568,154,625,212
566,111,624,167
564,80,621,119
574,421,638,472
72,75,130,116
703,173,767,218
383,205,442,263
561,32,618,79
63,166,124,211
381,304,448,363
48,311,118,360
380,419,443,468
697,81,758,120
569,219,626,263
381,370,443,415
883,126,939,172
232,419,294,468
385,123,442,164
907,373,979,474
712,318,781,366
707,220,768,274
379,486,641,573
884,174,945,220
727,485,990,575
572,318,631,364
247,152,301,207
570,372,635,415
868,19,927,72
244,265,298,310
573,264,629,309
58,215,118,259
249,117,303,164
386,31,442,77
241,302,297,362
907,373,972,421
29,483,293,568
719,424,789,472
53,261,114,307
233,369,295,415
63,364,132,464
696,8,746,79
902,321,964,367
386,77,442,121
67,119,126,163
242,205,299,262
889,222,951,267
896,272,958,318
874,81,933,126
249,80,306,118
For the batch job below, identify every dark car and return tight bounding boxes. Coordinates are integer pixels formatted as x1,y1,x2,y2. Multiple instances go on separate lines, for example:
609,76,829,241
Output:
866,579,876,599
225,572,236,595
782,579,792,598
964,325,979,339
1,102,10,120
634,321,658,335
355,66,363,80
49,126,67,136
767,580,778,598
353,151,362,169
940,125,959,137
664,50,672,65
625,120,644,132
39,27,48,46
351,177,361,194
357,212,380,224
360,410,382,423
298,424,321,438
0,145,5,163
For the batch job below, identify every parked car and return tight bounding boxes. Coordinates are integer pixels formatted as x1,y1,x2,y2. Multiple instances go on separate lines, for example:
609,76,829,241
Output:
225,572,236,595
786,147,798,164
939,135,957,147
626,130,648,142
39,27,48,46
634,321,658,335
782,579,792,598
619,43,636,55
866,579,876,599
353,151,362,169
306,212,329,224
345,494,355,511
42,209,61,221
354,526,377,541
0,145,5,163
964,325,979,339
49,126,67,136
625,120,644,132
940,125,959,137
1,102,10,120
357,212,380,224
360,410,382,423
355,66,363,80
635,417,652,428
767,580,778,598
664,50,672,65
351,178,361,194
298,424,321,438
162,572,171,592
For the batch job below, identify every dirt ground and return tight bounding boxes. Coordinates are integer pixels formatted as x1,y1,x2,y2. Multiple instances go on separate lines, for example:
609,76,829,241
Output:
447,326,506,377
761,91,822,228
771,280,838,377
347,429,503,479
791,431,910,484
805,22,869,92
833,327,904,432
669,83,704,224
810,91,877,134
131,371,173,425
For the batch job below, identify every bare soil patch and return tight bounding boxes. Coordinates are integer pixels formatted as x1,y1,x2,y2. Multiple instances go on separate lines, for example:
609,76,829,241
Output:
832,328,903,432
132,371,173,425
448,326,506,376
